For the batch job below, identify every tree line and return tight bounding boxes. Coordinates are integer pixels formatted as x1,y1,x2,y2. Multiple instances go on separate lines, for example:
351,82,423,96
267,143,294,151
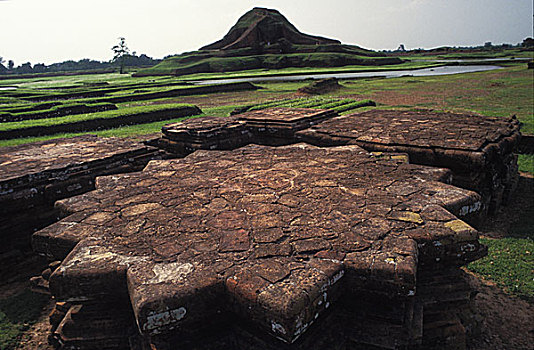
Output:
0,38,161,75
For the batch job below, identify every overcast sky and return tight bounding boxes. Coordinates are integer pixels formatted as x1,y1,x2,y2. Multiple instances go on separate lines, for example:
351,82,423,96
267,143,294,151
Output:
0,0,532,65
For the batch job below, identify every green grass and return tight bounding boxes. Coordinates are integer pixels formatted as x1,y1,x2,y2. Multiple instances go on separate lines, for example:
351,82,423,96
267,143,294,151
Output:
403,48,533,60
0,105,229,147
244,97,374,113
0,73,176,89
0,102,60,113
0,103,196,132
518,154,534,174
325,66,533,134
0,102,115,120
468,237,534,301
0,290,49,350
137,50,409,77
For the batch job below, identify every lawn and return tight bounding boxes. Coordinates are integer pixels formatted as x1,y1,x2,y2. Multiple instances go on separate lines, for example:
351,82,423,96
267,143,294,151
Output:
329,65,533,134
468,237,534,302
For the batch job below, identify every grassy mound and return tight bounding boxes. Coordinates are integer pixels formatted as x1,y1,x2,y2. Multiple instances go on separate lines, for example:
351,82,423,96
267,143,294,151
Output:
234,97,376,115
136,52,402,77
135,8,402,77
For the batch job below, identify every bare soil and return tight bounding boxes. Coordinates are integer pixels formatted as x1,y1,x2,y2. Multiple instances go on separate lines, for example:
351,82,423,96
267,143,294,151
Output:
14,299,54,350
466,270,534,350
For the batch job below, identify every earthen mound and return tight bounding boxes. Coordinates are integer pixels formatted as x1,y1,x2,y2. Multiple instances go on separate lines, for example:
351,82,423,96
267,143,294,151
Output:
297,78,342,94
135,8,402,77
201,7,339,51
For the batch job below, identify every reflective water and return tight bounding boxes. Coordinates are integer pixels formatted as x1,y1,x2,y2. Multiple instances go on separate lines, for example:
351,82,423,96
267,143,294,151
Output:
193,65,503,85
424,57,531,63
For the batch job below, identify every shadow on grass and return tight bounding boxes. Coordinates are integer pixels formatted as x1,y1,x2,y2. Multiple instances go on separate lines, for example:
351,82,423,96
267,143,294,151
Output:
509,175,534,240
468,175,534,302
0,289,49,350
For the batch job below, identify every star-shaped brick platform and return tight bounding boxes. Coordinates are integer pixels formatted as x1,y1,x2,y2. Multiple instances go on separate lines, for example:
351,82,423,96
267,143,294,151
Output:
35,143,486,345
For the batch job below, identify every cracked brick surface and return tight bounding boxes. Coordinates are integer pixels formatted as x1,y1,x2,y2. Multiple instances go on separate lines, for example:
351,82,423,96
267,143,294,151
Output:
297,110,519,153
296,110,521,211
0,135,161,183
35,143,486,347
0,135,164,256
236,107,335,130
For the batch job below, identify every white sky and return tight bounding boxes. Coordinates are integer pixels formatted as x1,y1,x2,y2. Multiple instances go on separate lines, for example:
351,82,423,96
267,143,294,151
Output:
0,0,532,65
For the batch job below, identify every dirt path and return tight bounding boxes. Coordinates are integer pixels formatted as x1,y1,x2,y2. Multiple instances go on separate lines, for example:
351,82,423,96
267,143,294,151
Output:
467,271,534,350
14,300,54,350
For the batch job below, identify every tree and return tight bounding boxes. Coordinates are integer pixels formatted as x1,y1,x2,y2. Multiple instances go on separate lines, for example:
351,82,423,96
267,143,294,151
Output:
522,37,534,47
112,37,130,74
8,60,14,70
33,63,47,73
17,62,33,74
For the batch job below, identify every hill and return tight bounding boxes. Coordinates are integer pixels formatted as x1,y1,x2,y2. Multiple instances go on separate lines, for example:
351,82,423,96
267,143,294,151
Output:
135,7,402,77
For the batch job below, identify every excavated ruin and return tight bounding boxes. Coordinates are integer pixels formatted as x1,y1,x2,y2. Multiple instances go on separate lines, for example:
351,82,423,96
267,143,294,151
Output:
28,108,521,349
158,108,337,155
200,7,340,51
0,135,165,271
160,108,520,214
296,110,521,213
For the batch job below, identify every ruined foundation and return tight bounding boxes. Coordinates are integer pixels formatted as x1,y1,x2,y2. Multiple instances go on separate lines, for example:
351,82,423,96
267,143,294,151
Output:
28,108,520,349
0,135,165,275
158,108,337,155
297,110,521,213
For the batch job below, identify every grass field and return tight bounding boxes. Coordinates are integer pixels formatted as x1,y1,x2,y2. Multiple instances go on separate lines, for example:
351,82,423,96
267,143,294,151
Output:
0,65,532,349
135,51,406,77
469,236,534,302
1,64,531,144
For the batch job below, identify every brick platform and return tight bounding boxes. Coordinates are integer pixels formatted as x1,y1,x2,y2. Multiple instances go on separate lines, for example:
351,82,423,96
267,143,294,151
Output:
0,135,164,265
34,144,486,349
158,108,336,155
159,108,520,214
296,110,521,212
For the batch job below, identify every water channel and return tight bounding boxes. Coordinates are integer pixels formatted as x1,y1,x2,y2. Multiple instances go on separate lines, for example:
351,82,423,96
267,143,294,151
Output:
193,65,503,85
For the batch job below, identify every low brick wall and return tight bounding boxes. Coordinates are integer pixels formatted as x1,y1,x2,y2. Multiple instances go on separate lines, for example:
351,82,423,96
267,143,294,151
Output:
0,103,117,123
0,105,201,139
